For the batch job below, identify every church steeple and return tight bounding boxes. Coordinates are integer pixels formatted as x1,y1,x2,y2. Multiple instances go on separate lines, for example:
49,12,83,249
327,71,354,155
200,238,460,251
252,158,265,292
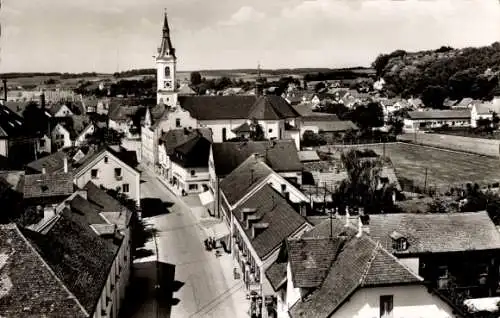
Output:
157,10,175,59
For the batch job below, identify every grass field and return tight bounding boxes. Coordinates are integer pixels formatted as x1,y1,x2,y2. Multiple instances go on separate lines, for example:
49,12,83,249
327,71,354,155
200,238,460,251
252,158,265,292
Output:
333,142,500,191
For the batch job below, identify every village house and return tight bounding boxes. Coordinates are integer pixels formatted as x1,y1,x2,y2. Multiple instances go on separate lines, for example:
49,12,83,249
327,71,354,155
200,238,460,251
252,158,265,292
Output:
26,151,71,174
470,97,500,127
21,169,74,207
157,128,212,196
108,105,145,140
267,215,464,318
73,147,141,206
208,140,303,218
231,184,312,318
403,110,471,132
219,154,309,226
300,114,358,140
46,103,74,118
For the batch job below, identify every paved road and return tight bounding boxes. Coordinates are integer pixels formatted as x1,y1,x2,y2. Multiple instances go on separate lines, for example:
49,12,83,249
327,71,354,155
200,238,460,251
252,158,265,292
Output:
124,166,248,318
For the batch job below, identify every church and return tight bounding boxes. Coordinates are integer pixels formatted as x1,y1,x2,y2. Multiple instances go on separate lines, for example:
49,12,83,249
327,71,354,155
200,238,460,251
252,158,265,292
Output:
141,12,303,169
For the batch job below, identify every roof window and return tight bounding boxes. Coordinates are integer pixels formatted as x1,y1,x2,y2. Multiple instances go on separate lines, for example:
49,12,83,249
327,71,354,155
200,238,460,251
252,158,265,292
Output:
390,230,408,251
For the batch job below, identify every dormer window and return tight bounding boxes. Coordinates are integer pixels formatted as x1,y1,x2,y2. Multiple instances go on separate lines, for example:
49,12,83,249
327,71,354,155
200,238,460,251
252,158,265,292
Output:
390,231,408,251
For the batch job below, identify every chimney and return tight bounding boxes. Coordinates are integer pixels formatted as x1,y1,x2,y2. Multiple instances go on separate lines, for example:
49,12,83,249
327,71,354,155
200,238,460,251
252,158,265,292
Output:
251,223,269,239
2,79,7,102
42,167,46,174
357,208,370,238
63,157,68,173
344,206,350,227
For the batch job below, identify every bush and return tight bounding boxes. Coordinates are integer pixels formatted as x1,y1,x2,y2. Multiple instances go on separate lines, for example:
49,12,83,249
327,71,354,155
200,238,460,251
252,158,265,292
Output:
302,130,326,147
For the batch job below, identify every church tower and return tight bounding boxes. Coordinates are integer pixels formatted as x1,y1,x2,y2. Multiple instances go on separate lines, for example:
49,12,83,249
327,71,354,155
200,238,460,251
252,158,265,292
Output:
156,10,177,106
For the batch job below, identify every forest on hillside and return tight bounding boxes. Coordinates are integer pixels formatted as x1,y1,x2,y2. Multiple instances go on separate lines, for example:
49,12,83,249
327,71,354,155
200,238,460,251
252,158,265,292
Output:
372,42,500,103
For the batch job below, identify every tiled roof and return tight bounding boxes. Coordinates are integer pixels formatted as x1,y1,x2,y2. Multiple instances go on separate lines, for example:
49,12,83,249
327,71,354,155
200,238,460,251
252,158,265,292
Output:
300,114,340,121
170,135,212,168
233,184,308,258
292,104,340,118
297,150,320,162
220,154,274,206
231,122,252,133
290,218,422,318
407,110,470,120
83,181,124,212
178,95,299,120
22,172,74,199
287,238,343,288
212,140,302,177
0,224,87,317
26,151,69,174
178,84,197,95
265,261,288,291
22,205,120,315
160,128,213,155
0,104,28,138
108,105,145,121
367,212,500,255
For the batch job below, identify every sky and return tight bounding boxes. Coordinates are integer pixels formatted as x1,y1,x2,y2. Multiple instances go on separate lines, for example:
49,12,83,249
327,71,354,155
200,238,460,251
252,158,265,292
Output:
1,0,499,73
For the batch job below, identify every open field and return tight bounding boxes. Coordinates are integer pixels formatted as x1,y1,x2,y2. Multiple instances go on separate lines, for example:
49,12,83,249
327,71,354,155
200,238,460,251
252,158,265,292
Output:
325,142,500,191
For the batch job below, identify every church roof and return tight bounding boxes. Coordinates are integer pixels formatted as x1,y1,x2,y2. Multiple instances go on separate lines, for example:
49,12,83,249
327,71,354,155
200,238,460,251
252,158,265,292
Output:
157,12,175,59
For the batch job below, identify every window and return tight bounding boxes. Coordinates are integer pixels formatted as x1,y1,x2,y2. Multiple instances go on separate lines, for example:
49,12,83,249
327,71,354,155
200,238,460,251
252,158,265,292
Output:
165,66,170,77
115,168,122,178
176,118,181,128
437,265,449,289
189,184,198,190
392,238,407,251
268,129,273,133
281,184,287,192
122,184,130,193
222,128,227,141
191,170,196,176
380,295,393,318
91,169,98,179
39,139,45,147
104,156,108,163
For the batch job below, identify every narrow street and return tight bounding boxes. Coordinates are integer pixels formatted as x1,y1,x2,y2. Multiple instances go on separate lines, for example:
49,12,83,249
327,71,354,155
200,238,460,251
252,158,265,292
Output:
122,166,248,318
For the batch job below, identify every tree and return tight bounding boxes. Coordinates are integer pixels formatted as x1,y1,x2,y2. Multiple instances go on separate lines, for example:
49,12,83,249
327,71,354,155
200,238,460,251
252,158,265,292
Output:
302,130,326,147
190,71,202,86
87,127,124,146
22,102,48,135
372,54,390,77
314,82,326,92
421,85,448,108
351,102,384,130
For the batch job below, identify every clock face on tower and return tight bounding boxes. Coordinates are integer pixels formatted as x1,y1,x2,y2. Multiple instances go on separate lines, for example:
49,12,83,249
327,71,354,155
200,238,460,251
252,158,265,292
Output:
163,81,171,89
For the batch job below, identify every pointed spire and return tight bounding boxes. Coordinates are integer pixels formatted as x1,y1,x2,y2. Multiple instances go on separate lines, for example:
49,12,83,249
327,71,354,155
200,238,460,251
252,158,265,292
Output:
144,107,152,128
157,10,175,59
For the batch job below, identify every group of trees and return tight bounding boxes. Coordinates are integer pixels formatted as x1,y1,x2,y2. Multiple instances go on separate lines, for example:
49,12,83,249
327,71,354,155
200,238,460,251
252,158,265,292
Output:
75,78,156,97
303,68,376,82
373,42,500,105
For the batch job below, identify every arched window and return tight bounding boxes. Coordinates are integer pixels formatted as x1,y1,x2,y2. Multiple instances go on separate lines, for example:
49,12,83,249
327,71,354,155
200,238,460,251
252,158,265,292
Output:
165,66,171,78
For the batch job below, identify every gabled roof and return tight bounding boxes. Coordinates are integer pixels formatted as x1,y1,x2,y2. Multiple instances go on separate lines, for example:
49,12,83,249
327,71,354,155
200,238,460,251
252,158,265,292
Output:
367,212,500,255
178,84,197,95
160,128,212,155
0,224,87,317
22,172,74,199
22,204,120,315
108,105,144,121
46,103,72,116
220,154,274,206
26,151,69,174
265,261,288,291
177,95,299,120
233,184,308,258
0,104,28,138
74,146,139,178
212,140,302,177
297,150,320,162
289,218,422,318
170,134,212,168
83,181,125,212
407,110,470,120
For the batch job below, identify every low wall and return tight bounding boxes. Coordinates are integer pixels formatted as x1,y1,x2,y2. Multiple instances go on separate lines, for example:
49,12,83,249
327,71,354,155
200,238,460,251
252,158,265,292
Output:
397,133,500,158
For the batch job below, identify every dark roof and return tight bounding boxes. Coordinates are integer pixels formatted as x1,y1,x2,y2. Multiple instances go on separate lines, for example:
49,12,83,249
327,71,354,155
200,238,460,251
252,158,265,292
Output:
290,218,422,318
287,238,343,288
108,105,144,121
26,151,69,174
407,110,470,120
74,146,139,176
233,184,308,258
83,181,124,212
170,135,212,168
265,261,288,291
231,122,252,133
212,140,302,177
220,154,274,206
22,204,120,315
0,104,28,138
160,128,213,155
300,114,340,121
0,154,16,170
4,100,29,116
22,172,74,199
178,95,299,120
367,212,500,255
0,224,87,317
306,120,359,132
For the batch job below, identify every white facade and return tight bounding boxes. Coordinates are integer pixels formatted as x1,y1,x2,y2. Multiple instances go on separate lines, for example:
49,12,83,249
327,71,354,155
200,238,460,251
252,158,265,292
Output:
403,117,470,132
53,104,74,117
74,150,141,206
37,134,52,154
109,119,140,140
0,139,7,157
51,123,73,149
74,124,95,147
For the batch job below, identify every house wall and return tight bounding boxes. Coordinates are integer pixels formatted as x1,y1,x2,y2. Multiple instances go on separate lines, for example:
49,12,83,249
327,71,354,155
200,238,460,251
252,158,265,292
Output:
54,105,74,117
403,118,470,132
74,153,141,205
170,160,209,194
51,124,72,149
156,107,198,133
0,139,7,156
141,127,155,167
332,285,456,318
37,135,52,154
74,125,95,147
281,262,308,318
265,173,308,204
258,120,282,140
199,119,247,142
